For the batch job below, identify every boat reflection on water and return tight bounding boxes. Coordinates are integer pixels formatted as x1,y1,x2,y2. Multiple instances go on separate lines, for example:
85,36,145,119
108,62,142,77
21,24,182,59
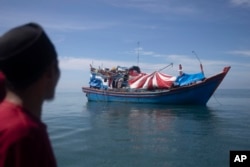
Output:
84,101,215,136
85,101,214,118
85,101,176,132
83,101,217,167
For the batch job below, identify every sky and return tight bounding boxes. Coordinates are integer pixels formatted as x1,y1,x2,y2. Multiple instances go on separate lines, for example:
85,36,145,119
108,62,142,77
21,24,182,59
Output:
0,0,250,91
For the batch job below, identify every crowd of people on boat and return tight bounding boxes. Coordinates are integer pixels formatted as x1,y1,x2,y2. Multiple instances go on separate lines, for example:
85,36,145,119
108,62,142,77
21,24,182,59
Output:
89,65,142,89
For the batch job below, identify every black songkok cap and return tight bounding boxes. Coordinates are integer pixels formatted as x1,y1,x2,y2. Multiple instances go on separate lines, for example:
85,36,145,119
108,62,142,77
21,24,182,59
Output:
0,22,57,89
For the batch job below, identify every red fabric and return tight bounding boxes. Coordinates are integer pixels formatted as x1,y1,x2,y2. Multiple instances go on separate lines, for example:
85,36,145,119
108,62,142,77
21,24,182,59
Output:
0,72,5,101
0,101,57,167
155,72,173,89
129,71,175,89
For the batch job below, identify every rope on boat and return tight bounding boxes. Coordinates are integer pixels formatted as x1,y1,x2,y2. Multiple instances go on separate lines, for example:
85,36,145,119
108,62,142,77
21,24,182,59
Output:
158,63,173,72
212,94,222,105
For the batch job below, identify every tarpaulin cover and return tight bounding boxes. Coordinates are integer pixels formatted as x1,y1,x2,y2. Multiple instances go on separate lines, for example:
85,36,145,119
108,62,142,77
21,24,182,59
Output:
89,74,108,89
175,72,205,86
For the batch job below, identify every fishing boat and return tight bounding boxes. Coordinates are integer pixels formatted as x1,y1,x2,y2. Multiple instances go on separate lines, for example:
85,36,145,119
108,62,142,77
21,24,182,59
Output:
82,64,230,105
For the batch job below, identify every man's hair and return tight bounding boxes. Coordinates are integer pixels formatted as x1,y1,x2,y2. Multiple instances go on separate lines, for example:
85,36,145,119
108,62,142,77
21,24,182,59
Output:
0,23,57,90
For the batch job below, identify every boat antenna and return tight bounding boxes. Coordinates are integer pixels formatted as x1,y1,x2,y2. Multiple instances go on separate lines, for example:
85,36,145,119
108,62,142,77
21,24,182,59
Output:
192,51,204,74
192,50,202,64
137,41,140,66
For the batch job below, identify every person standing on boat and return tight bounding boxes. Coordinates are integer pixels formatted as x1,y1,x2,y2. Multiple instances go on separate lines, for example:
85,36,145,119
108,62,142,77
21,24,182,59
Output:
0,23,60,167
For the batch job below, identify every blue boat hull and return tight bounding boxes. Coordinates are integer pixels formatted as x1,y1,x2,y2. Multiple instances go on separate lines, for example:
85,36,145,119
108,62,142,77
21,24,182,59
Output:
82,67,230,105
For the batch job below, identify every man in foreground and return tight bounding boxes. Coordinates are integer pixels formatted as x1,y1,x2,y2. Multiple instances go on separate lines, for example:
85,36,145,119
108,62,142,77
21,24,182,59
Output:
0,23,60,167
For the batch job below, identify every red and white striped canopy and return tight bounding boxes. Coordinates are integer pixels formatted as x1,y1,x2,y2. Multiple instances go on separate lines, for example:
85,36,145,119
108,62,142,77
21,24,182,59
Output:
128,71,176,89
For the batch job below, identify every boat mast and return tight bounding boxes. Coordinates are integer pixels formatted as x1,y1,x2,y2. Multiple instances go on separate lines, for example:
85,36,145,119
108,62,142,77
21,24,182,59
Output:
137,41,140,66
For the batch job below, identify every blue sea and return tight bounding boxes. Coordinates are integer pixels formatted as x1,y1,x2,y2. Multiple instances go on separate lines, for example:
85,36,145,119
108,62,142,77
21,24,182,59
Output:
42,89,250,167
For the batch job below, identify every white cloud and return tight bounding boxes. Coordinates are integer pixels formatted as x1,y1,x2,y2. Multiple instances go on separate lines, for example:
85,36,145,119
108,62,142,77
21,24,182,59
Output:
59,56,136,71
104,0,196,15
0,8,117,32
227,50,250,57
58,55,233,76
58,55,249,89
230,0,250,6
128,49,232,74
42,20,119,32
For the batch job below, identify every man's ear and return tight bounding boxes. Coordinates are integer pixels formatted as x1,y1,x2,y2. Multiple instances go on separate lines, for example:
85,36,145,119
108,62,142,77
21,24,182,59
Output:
44,63,54,79
44,60,59,79
42,60,60,100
